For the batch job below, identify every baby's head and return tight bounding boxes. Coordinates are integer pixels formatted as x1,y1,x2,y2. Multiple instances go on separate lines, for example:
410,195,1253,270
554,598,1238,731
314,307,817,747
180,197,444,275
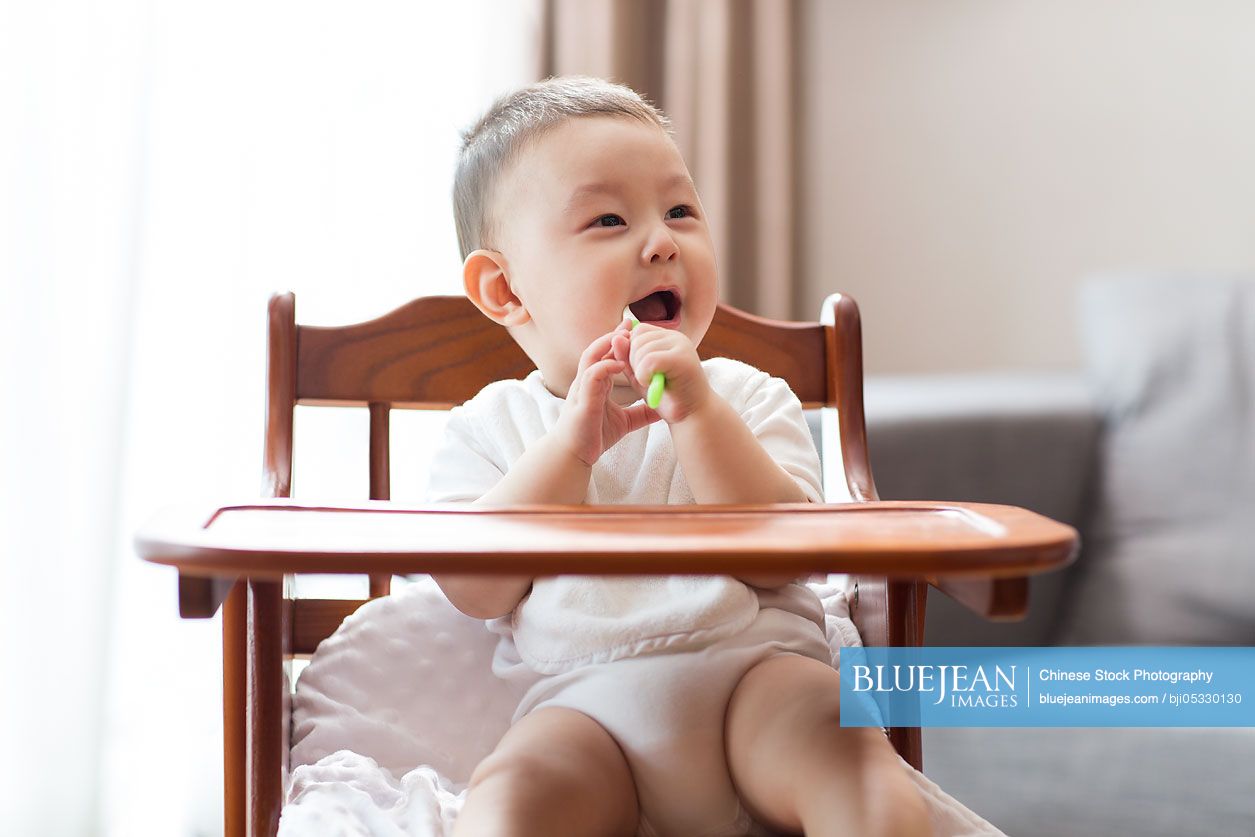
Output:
454,76,718,399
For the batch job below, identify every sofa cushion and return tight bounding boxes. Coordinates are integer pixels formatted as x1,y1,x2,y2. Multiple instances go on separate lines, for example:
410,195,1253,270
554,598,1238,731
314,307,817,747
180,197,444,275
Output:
863,374,1099,646
1060,275,1255,644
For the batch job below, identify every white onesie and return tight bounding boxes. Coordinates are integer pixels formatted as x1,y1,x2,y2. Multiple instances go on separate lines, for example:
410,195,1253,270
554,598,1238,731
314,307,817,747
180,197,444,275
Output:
425,357,850,836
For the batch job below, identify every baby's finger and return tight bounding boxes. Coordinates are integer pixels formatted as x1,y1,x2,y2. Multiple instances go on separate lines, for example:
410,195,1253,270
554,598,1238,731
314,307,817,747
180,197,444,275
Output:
579,325,636,380
588,357,624,378
611,332,631,365
576,332,618,375
628,330,685,382
621,402,662,434
611,333,647,397
628,340,666,390
575,358,625,403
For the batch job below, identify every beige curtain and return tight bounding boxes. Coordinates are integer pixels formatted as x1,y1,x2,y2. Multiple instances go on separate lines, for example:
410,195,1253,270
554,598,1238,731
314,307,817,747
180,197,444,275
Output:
541,0,801,320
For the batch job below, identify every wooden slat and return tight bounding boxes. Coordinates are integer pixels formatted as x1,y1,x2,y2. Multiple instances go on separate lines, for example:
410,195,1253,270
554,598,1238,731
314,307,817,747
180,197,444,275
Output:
263,293,296,498
294,297,832,409
292,599,369,655
296,297,533,408
700,305,828,406
367,402,391,600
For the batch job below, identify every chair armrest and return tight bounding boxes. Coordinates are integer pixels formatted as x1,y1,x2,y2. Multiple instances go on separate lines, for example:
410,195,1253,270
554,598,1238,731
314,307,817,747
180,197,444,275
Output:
178,574,235,618
928,576,1028,621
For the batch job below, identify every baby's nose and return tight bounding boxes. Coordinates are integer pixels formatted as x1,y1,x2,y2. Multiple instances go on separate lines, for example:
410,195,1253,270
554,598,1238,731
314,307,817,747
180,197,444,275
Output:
643,227,679,264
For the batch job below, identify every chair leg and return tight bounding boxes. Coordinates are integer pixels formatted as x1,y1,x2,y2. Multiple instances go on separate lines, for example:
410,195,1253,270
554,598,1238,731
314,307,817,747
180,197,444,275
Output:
223,581,247,837
248,579,286,837
886,579,927,773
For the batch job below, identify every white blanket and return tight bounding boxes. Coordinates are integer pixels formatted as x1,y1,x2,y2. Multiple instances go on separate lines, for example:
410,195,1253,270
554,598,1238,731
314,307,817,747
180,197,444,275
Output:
281,578,1004,836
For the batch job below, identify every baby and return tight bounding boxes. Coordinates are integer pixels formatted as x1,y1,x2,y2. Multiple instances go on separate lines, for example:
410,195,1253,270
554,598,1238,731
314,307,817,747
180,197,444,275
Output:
426,77,931,837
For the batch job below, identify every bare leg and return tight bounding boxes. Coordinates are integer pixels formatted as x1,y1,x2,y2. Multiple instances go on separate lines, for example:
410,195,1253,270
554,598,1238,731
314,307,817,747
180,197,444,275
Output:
725,654,931,837
454,706,640,837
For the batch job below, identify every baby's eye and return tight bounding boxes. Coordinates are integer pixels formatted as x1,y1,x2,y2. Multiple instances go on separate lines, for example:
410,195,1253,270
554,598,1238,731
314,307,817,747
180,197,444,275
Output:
667,205,694,220
593,214,625,228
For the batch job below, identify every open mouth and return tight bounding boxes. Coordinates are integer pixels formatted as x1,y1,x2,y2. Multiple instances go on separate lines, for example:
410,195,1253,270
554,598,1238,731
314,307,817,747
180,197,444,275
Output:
628,287,682,325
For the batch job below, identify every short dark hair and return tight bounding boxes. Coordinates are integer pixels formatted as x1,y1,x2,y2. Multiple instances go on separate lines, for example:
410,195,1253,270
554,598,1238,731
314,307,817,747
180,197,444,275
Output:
453,76,671,259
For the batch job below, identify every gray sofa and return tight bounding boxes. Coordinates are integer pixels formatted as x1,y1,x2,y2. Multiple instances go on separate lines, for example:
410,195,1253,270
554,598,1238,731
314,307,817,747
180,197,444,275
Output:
855,276,1255,836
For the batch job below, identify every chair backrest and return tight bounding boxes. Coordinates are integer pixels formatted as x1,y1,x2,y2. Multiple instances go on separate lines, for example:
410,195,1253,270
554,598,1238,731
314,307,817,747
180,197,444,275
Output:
264,292,879,652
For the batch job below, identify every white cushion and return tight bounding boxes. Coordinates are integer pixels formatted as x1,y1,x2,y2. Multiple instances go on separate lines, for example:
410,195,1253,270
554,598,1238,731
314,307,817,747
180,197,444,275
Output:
291,576,859,785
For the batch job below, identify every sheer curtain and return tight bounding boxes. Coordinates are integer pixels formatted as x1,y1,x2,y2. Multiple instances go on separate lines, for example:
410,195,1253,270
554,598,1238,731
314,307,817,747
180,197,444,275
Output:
2,2,540,834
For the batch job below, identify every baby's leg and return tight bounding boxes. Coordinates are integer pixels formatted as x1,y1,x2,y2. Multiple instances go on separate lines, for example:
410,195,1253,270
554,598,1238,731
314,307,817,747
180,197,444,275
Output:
724,653,931,837
454,706,639,837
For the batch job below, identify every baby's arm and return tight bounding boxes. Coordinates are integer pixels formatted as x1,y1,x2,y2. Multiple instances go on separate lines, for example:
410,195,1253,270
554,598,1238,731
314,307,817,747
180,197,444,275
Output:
433,321,659,619
670,396,809,588
619,326,813,588
670,395,809,505
432,433,592,619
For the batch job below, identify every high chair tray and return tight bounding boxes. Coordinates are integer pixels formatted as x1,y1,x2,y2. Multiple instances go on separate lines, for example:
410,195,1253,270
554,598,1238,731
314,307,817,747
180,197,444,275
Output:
136,499,1077,579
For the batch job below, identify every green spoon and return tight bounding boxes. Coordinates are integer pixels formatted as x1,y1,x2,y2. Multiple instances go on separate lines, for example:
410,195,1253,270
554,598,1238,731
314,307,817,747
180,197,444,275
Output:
625,311,666,409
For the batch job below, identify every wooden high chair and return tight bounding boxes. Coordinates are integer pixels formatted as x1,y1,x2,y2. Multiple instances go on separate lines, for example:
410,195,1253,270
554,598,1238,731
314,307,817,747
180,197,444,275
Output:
138,292,1077,837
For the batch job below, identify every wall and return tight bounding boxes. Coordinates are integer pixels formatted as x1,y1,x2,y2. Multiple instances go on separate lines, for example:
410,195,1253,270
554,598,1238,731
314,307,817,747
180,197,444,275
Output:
797,1,1255,373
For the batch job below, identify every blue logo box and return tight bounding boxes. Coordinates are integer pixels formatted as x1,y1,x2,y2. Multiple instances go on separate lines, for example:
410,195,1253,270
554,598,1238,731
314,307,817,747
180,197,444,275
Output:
838,647,1255,727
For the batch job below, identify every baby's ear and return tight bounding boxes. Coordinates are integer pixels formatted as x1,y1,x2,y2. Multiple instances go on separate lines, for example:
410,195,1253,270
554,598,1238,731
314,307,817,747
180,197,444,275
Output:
463,249,530,327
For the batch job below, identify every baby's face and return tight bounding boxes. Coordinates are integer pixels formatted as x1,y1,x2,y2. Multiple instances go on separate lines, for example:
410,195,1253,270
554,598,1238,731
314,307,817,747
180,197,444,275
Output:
491,116,718,399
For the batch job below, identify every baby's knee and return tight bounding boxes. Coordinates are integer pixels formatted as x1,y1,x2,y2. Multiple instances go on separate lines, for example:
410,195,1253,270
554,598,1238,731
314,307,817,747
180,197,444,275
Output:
467,747,570,805
461,753,593,837
462,716,639,837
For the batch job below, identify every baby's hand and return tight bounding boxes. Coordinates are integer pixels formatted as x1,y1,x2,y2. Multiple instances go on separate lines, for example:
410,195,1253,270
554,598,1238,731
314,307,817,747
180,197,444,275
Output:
612,323,712,425
552,320,664,467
